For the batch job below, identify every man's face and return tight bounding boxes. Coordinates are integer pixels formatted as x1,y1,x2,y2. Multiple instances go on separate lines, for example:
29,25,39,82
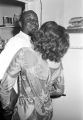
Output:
25,14,39,33
26,19,39,33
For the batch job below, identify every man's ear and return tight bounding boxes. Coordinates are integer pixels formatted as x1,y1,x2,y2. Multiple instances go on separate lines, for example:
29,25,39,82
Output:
19,21,22,28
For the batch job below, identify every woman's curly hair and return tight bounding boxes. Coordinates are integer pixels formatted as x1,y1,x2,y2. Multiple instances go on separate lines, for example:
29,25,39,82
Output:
31,21,69,62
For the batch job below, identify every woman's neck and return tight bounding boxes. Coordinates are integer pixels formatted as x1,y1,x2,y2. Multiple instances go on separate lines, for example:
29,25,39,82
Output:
47,59,61,68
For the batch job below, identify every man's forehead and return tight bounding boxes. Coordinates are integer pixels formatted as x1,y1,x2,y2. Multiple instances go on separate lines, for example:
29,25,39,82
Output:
24,15,38,23
23,11,37,20
27,14,37,19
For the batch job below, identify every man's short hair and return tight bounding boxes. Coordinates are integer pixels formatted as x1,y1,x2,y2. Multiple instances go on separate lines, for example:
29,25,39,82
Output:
20,10,38,25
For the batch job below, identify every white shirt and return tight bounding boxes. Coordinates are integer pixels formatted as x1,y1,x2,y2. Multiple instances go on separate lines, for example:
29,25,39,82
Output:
0,31,32,80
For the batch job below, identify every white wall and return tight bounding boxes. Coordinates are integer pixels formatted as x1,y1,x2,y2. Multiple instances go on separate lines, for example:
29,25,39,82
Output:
42,0,64,26
64,0,83,27
42,0,83,27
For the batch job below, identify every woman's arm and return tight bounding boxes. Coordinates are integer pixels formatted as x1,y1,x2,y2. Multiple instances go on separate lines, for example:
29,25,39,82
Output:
48,63,65,98
50,75,65,98
0,49,23,108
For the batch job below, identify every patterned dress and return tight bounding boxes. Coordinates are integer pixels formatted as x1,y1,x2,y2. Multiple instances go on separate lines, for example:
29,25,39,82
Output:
0,47,64,120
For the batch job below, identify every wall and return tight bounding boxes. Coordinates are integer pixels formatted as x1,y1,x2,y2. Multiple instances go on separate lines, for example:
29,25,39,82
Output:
64,0,83,27
42,0,83,27
42,0,64,26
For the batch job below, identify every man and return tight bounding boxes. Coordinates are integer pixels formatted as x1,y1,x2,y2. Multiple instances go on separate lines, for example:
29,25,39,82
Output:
0,10,39,81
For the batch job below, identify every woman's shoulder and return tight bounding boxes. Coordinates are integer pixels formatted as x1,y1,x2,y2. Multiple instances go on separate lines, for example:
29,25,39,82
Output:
34,56,49,80
24,51,50,80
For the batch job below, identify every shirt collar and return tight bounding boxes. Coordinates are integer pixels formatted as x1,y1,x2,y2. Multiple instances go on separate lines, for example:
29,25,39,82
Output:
19,31,31,40
19,31,32,47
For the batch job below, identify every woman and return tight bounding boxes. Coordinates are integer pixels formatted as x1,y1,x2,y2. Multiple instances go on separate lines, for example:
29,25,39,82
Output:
0,21,69,120
32,21,69,98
